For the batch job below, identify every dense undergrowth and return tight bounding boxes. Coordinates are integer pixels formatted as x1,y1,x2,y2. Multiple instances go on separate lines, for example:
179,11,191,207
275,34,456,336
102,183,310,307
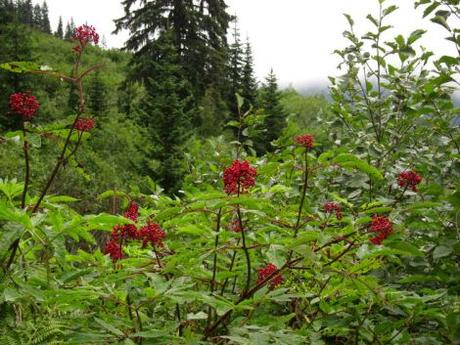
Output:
0,1,460,344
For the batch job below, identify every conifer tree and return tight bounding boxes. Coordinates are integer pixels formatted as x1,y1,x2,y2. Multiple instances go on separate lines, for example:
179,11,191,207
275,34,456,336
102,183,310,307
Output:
114,0,231,101
18,0,33,26
0,0,15,24
41,1,51,34
64,17,75,40
138,32,193,194
226,17,243,116
55,16,63,39
241,39,258,111
256,69,286,154
88,71,108,117
32,3,42,29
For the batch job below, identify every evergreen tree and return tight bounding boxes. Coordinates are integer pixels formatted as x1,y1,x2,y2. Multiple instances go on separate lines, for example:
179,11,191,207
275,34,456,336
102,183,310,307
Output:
55,16,63,39
64,17,75,40
241,39,258,111
114,0,231,101
18,0,33,26
256,69,286,154
0,0,15,24
64,22,71,40
226,17,243,116
88,71,107,117
32,3,42,29
138,32,193,194
41,1,51,34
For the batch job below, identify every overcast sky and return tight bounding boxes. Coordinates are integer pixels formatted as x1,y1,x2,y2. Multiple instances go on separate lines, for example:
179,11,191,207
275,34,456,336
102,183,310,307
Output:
39,0,456,89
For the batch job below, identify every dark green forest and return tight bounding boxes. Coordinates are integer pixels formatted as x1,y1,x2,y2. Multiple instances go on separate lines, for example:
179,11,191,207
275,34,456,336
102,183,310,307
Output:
0,0,459,344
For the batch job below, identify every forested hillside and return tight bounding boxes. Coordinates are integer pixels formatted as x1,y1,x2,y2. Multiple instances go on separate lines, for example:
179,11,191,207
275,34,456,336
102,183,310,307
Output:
0,0,459,344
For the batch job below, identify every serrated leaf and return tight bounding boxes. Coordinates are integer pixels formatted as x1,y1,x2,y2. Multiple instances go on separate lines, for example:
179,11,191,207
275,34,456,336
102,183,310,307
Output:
94,318,124,337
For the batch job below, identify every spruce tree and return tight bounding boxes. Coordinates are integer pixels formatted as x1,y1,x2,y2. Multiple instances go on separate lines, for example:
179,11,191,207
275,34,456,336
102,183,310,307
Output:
64,21,71,40
64,17,75,40
55,16,63,39
138,32,193,194
241,39,258,111
114,0,231,101
0,0,15,24
88,71,107,117
32,3,42,29
18,0,33,26
226,17,243,116
41,1,51,34
256,69,286,154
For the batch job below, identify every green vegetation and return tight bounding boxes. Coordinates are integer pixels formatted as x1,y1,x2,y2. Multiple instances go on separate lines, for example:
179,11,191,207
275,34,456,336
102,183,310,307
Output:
0,0,459,344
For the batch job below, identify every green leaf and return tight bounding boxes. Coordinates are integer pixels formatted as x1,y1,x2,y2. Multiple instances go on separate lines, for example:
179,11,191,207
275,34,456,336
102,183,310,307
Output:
343,13,354,27
407,29,426,44
423,1,440,17
431,15,450,30
0,201,32,228
236,93,244,111
386,241,424,256
0,61,40,73
94,318,124,337
45,195,79,203
383,5,398,16
432,245,452,260
84,213,132,231
331,153,384,181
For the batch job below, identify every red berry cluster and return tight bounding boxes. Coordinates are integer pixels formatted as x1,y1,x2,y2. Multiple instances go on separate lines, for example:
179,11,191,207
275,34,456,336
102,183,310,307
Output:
369,215,393,245
229,218,243,233
223,160,257,195
323,201,343,220
295,134,314,150
397,170,422,192
74,118,95,132
72,24,99,52
104,202,166,262
124,201,139,222
138,222,166,248
257,263,283,289
104,240,123,262
9,92,40,120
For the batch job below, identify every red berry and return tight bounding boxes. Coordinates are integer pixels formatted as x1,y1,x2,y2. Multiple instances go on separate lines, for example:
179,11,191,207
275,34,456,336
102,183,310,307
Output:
257,263,283,289
295,134,314,150
397,170,422,192
74,118,95,132
323,201,343,220
369,215,393,245
223,160,257,195
9,92,40,120
73,24,99,45
104,240,123,262
124,202,139,222
138,222,166,248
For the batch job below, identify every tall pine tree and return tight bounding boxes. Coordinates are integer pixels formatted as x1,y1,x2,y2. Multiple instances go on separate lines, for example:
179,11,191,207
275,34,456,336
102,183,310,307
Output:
138,32,193,194
241,39,258,111
64,17,75,40
226,17,243,116
55,16,63,38
18,0,33,26
88,71,108,117
114,0,231,101
256,69,286,154
41,1,51,34
32,3,42,29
